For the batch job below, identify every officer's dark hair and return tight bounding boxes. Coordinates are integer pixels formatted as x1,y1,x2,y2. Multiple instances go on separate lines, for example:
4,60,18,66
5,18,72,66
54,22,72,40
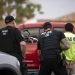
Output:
65,23,73,32
43,22,52,29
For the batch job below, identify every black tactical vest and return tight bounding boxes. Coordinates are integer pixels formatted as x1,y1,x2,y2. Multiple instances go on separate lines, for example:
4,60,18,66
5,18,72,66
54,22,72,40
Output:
39,30,62,58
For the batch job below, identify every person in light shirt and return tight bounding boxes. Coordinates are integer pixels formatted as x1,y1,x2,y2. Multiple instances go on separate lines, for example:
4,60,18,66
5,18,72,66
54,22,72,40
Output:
63,23,75,75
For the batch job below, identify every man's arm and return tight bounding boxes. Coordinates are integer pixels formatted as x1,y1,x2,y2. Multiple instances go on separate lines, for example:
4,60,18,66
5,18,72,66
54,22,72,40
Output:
20,41,26,58
61,38,70,50
14,28,26,57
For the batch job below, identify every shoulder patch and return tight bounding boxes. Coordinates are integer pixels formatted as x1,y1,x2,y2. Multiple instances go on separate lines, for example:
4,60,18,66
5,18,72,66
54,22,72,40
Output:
2,30,8,35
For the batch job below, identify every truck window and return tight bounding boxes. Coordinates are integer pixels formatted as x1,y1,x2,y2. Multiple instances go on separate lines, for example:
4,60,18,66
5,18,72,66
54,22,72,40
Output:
54,27,64,32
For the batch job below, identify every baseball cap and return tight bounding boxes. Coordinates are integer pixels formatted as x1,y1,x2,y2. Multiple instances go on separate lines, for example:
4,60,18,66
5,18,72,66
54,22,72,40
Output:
5,15,15,24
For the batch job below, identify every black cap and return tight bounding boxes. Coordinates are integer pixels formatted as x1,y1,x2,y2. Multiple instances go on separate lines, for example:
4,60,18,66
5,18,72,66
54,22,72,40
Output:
5,15,15,24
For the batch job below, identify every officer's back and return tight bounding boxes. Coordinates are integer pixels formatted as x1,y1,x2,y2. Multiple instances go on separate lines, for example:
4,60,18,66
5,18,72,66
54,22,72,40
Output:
0,26,20,54
38,22,70,59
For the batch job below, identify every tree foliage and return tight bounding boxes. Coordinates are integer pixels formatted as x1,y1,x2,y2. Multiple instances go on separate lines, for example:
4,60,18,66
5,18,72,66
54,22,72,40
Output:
0,0,43,22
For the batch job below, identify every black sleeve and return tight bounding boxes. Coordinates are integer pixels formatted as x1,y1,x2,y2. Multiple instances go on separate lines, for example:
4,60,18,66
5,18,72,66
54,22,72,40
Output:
37,37,41,50
14,28,24,43
37,40,40,50
60,31,66,40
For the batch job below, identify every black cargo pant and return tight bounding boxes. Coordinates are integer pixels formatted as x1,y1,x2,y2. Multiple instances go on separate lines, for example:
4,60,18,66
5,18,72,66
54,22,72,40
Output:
38,56,68,75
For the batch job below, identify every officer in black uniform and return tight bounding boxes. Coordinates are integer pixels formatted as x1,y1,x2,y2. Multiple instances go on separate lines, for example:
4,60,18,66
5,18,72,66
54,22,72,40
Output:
0,15,26,75
37,22,70,75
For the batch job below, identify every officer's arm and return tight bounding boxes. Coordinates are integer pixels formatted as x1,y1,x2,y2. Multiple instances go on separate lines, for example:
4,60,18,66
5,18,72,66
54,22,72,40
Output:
37,41,40,50
15,29,26,57
61,38,70,50
20,41,26,58
37,39,41,57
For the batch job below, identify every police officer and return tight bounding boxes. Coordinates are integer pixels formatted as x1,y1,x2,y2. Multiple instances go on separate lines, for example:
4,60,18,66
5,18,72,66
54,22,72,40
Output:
63,23,75,75
37,22,70,75
0,15,26,75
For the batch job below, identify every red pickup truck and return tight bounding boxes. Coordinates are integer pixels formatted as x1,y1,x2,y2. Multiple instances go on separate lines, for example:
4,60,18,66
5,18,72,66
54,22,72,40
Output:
17,22,68,73
17,22,65,68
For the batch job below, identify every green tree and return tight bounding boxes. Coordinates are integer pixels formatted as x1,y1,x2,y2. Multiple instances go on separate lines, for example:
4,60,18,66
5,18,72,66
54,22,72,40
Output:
0,0,43,22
